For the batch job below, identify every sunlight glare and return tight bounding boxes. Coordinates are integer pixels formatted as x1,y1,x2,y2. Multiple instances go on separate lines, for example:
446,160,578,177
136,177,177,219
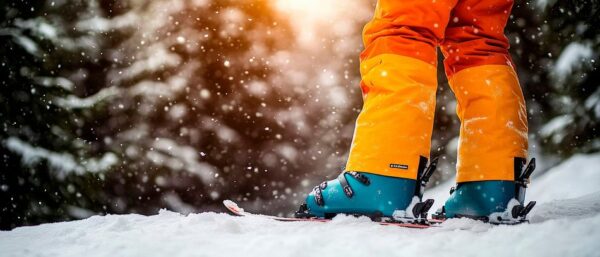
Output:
273,0,345,48
273,0,338,23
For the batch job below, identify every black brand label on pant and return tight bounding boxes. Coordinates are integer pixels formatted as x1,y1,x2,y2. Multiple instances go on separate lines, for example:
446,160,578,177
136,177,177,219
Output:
389,163,409,170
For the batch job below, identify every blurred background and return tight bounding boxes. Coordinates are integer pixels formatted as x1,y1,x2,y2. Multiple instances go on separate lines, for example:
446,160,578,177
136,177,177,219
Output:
0,0,598,230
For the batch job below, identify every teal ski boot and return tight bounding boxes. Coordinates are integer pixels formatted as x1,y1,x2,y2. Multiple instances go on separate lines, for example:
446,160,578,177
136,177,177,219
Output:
295,157,438,223
433,158,537,224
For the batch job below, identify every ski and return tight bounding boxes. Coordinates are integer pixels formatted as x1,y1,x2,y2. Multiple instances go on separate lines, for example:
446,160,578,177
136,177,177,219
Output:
223,200,442,229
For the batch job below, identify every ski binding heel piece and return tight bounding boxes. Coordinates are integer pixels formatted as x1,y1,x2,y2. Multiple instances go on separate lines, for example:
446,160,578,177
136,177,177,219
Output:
392,197,435,223
488,198,536,224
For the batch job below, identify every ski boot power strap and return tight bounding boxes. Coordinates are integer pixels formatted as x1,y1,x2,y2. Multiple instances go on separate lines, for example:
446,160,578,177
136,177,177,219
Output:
313,171,371,207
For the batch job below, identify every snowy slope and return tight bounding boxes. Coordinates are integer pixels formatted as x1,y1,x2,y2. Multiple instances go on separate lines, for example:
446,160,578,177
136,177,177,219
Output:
1,153,600,257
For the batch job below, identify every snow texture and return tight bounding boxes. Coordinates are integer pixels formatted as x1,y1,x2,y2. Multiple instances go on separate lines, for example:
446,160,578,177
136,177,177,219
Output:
3,137,118,178
55,86,120,109
539,114,574,144
553,42,593,82
1,153,600,257
147,138,217,184
535,0,558,9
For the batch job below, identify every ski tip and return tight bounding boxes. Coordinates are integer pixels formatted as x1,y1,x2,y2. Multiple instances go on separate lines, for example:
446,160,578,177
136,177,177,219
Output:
223,200,243,214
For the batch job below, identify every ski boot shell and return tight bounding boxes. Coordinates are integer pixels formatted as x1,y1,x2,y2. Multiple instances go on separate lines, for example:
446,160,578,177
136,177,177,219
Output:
305,173,416,217
433,158,537,224
443,181,517,218
296,157,438,222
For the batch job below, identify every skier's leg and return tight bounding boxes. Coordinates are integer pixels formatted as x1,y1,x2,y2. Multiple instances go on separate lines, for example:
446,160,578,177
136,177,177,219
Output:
438,0,533,222
298,0,456,219
347,0,457,179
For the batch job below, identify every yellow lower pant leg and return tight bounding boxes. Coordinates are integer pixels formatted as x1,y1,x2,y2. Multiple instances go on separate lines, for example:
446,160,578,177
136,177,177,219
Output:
346,54,437,179
449,65,528,182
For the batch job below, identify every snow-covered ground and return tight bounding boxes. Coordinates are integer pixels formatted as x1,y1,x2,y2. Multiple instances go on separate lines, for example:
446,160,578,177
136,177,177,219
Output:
2,153,600,257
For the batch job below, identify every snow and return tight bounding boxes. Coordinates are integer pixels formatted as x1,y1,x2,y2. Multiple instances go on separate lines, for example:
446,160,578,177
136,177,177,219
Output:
55,86,120,109
585,88,600,119
76,12,138,32
147,138,217,184
33,76,75,91
119,45,182,81
15,18,58,39
535,0,558,9
528,152,600,204
3,137,118,178
0,28,40,56
2,153,600,257
553,42,593,82
539,114,574,144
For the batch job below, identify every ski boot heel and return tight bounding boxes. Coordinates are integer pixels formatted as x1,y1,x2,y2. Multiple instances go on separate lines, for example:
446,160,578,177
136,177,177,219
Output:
433,158,537,224
296,157,439,224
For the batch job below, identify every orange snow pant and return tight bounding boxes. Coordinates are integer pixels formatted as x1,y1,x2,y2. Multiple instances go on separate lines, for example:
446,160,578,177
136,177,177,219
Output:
346,0,528,182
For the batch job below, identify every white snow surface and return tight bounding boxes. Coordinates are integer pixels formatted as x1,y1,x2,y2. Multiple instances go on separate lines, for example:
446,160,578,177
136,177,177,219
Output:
2,153,600,257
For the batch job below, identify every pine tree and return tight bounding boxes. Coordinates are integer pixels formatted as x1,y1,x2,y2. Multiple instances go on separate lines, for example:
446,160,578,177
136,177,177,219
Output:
508,1,600,158
0,0,119,229
86,0,312,215
538,0,599,155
